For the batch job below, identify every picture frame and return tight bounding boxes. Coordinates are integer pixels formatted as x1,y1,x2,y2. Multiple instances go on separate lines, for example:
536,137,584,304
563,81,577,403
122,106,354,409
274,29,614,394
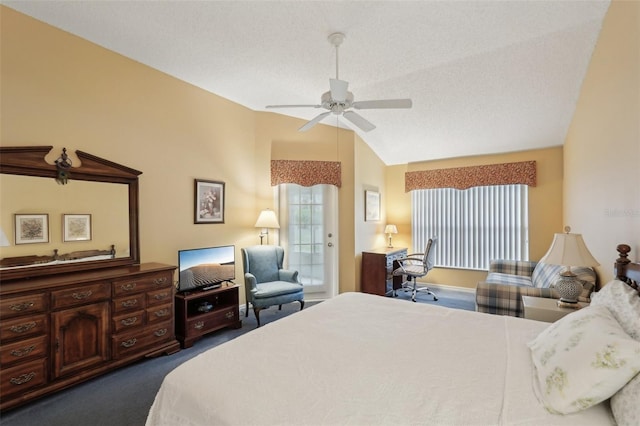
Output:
365,190,380,221
15,213,49,244
195,179,225,224
63,214,92,242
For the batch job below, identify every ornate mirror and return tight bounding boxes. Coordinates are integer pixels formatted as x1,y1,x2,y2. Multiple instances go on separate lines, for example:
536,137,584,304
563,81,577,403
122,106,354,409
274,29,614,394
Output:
0,146,141,282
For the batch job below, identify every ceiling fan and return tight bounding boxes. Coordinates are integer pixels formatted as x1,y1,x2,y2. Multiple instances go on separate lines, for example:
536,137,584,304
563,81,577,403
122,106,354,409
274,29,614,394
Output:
266,32,412,133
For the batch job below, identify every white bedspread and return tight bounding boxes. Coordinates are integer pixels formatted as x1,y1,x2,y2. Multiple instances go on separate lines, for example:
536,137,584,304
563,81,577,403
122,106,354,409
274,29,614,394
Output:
146,292,615,426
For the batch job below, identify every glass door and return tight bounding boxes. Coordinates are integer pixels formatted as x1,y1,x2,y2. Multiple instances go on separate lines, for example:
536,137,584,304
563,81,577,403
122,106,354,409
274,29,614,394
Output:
278,184,338,299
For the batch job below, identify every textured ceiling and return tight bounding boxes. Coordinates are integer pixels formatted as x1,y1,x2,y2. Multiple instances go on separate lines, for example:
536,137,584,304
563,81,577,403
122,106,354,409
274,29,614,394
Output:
3,0,610,165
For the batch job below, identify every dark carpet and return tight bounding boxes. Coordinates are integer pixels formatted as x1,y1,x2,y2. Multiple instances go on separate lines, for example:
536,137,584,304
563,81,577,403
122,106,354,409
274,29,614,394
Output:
0,287,475,426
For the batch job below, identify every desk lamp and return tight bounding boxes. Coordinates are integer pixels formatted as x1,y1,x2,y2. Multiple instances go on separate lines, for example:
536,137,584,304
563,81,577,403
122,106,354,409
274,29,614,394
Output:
384,224,398,248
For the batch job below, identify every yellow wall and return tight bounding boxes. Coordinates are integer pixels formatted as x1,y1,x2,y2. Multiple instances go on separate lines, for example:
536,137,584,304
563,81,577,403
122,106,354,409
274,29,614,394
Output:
385,147,564,289
564,0,640,284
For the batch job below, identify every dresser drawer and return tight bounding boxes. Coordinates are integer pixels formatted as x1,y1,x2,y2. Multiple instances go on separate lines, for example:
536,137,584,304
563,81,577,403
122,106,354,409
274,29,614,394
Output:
184,307,237,339
0,293,47,320
0,358,46,398
147,287,173,307
112,310,145,334
112,271,173,297
112,320,173,359
0,335,47,367
51,282,110,309
0,315,47,343
147,304,172,324
112,294,146,314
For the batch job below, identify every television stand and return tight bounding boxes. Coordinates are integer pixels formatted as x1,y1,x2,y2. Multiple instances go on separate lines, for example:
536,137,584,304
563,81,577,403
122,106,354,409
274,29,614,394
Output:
175,282,241,348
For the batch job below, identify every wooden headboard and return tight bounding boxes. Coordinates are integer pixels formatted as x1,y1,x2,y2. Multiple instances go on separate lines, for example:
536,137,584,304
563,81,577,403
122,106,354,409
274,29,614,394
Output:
614,244,640,295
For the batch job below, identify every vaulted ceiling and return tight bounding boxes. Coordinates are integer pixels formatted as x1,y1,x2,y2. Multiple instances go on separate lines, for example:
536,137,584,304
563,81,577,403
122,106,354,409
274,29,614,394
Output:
3,1,611,165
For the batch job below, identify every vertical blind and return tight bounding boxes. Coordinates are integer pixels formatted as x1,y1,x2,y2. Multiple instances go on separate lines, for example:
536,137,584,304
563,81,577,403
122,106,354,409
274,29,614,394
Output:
412,185,529,270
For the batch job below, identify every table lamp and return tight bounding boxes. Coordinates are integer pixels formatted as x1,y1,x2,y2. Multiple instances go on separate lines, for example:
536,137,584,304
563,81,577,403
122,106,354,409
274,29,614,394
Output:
254,209,280,245
384,224,398,248
539,226,599,304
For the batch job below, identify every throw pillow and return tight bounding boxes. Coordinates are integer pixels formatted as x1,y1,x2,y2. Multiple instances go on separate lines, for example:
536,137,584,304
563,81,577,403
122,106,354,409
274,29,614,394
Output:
611,372,640,426
527,305,640,414
590,279,640,340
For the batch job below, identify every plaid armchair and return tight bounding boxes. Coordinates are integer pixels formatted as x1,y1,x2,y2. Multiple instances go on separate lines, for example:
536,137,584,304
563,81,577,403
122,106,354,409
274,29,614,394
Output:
475,259,596,318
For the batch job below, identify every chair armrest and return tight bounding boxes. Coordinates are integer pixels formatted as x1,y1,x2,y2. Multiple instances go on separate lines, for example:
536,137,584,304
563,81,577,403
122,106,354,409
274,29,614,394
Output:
488,259,538,277
475,281,554,317
278,269,299,283
244,273,258,295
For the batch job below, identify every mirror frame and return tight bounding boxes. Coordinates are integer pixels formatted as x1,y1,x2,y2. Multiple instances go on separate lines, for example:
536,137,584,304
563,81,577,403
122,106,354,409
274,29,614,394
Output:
0,146,141,282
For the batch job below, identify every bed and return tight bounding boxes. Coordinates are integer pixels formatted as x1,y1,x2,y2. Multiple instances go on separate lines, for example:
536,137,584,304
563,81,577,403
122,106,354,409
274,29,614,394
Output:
147,244,640,426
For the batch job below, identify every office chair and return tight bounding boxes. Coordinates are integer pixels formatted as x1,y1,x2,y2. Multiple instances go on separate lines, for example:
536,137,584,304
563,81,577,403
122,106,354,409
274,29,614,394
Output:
393,237,438,302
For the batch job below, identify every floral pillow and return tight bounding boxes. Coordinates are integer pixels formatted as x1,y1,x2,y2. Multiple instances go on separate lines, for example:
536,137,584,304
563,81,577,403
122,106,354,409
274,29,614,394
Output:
590,279,640,340
528,305,640,414
611,372,640,426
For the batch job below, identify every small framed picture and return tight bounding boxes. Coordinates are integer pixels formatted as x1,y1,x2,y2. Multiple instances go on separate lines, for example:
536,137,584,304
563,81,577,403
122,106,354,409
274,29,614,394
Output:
63,214,92,242
365,190,380,221
15,214,49,244
195,179,225,224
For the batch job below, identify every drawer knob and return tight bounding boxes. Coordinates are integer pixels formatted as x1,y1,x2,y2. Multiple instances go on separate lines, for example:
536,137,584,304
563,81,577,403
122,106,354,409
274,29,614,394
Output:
194,321,205,330
154,328,168,337
153,277,168,286
9,322,36,334
122,299,138,307
225,311,235,319
121,283,137,291
10,372,35,386
121,338,137,348
153,293,169,300
10,301,34,312
121,317,138,326
154,309,169,318
72,290,93,300
10,345,35,358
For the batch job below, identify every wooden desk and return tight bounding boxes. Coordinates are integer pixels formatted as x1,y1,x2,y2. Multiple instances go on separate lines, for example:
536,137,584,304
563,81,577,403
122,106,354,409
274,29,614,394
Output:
361,247,408,296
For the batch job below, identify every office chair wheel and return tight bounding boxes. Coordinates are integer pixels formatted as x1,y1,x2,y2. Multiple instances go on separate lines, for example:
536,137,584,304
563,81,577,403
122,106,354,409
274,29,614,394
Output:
433,296,438,301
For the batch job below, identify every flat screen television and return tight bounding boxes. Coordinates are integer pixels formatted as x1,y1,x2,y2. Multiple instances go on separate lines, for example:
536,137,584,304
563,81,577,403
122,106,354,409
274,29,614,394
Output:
177,245,235,292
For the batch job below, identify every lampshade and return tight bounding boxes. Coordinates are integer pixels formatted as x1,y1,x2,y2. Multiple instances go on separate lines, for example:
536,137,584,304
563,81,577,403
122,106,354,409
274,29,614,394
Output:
540,231,599,268
254,209,280,229
384,224,398,235
0,228,9,247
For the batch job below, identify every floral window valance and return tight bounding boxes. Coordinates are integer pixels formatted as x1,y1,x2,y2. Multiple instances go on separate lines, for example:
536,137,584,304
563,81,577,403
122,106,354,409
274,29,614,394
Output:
271,160,342,188
405,160,536,192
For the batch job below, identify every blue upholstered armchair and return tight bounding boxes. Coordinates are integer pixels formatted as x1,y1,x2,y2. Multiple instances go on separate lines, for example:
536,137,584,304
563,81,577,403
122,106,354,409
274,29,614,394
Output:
241,245,304,327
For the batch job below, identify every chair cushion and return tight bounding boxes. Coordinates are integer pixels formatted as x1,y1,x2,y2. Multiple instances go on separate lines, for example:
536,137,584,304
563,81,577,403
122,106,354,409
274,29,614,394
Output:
254,281,303,299
485,272,533,287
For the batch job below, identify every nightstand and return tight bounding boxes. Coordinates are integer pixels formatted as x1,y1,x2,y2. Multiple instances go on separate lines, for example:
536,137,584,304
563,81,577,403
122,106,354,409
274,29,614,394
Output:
522,296,589,322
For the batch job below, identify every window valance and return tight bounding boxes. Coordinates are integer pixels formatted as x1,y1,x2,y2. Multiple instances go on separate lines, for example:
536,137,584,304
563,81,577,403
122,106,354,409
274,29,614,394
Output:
405,160,536,192
271,160,342,188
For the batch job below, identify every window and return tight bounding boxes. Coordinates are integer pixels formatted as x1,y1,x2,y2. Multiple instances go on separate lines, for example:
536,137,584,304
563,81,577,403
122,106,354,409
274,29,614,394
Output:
412,185,529,270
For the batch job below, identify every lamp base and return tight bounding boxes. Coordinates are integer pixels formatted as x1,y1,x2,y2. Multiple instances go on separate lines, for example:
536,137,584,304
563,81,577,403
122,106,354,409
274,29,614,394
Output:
387,236,393,248
554,271,583,304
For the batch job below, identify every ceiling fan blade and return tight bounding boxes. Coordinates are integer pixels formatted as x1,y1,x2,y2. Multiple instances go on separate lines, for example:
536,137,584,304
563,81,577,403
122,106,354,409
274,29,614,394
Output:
342,111,376,132
298,111,331,132
266,104,321,109
352,99,413,110
329,78,349,102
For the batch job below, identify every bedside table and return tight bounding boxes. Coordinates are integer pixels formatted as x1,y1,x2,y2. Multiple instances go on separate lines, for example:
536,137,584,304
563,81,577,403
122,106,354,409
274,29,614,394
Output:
522,296,589,322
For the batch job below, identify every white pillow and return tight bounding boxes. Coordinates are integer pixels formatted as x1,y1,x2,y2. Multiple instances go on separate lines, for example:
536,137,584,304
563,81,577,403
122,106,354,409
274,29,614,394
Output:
528,305,640,414
590,279,640,340
611,372,640,426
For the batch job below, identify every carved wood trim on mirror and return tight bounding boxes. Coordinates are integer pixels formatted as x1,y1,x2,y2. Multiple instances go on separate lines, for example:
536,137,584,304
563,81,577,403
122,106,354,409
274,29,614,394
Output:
0,146,141,282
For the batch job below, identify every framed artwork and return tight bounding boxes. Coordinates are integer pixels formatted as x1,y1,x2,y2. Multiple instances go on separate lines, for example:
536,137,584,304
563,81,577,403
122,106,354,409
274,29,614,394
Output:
365,190,380,221
195,179,225,224
15,214,49,244
63,214,92,242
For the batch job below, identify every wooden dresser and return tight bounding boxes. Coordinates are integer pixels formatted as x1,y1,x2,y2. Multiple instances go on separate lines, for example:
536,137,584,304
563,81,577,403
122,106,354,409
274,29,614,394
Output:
361,247,408,296
0,262,179,411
